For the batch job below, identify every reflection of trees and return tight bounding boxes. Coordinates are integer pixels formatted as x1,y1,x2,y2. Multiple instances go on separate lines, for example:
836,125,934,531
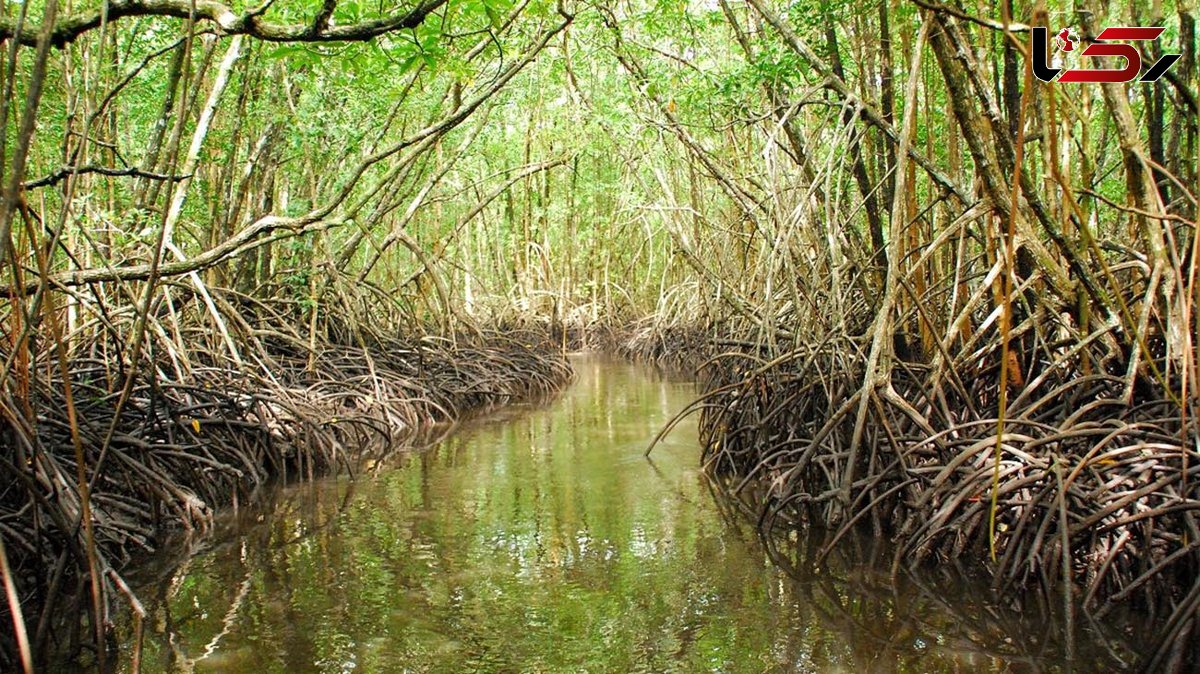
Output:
104,362,1153,674
119,479,357,673
704,477,1135,672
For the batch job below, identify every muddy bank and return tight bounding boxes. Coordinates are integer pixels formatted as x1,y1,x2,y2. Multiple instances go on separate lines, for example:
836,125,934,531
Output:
0,302,572,669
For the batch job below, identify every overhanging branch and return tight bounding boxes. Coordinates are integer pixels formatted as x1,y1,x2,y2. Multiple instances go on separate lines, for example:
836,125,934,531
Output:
24,165,190,189
0,0,448,48
0,11,573,299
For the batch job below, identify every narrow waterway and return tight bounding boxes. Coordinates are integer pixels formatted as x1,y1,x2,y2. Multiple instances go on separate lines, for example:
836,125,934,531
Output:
110,357,1117,673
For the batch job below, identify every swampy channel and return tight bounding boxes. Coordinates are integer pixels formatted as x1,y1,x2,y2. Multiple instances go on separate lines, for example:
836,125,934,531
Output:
95,358,1122,674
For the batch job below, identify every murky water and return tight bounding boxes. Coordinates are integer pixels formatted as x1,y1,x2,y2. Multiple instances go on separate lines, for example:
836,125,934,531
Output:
112,358,1122,673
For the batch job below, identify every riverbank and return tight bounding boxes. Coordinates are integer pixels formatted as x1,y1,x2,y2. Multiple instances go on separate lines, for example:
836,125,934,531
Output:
612,320,1199,671
0,304,573,669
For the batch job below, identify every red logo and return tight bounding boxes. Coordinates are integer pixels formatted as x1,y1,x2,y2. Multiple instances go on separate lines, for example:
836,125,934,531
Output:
1055,28,1077,52
1033,26,1180,83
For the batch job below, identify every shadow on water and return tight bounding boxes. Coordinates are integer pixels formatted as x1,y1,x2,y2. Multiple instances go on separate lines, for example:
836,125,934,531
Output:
89,357,1134,673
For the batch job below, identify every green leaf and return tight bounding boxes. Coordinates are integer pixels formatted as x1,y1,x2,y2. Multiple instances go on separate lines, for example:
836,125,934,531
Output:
485,4,503,29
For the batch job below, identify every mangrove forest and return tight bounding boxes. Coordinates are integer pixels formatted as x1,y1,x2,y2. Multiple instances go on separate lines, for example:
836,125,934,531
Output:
0,0,1198,671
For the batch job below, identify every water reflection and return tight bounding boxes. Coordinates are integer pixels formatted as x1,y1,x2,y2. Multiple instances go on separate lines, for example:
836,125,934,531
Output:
110,358,1124,673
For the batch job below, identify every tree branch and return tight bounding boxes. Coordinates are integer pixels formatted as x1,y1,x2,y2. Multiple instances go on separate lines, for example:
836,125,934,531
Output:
0,0,448,48
0,11,573,298
23,165,190,189
909,0,1030,33
743,0,970,206
0,214,305,297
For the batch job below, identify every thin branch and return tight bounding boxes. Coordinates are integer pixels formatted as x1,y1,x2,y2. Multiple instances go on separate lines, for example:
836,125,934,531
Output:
23,165,191,189
910,0,1031,33
1082,188,1197,226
